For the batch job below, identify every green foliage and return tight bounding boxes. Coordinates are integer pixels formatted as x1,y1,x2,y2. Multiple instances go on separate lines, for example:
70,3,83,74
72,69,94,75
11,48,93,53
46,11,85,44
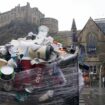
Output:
53,35,65,45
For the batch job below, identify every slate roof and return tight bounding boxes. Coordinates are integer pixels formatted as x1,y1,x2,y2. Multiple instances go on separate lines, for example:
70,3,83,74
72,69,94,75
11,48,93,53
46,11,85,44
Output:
95,18,105,34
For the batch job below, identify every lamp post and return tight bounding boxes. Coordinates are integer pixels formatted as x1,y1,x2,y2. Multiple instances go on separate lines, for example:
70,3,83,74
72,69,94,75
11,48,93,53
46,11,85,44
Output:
99,65,102,95
98,65,103,105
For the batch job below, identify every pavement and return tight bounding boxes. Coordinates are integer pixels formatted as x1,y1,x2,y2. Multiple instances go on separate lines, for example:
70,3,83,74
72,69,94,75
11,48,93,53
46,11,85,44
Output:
80,87,105,105
79,95,85,105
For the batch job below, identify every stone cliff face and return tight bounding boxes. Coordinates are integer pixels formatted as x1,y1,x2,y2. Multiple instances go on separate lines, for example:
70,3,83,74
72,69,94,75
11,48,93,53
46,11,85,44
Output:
0,20,38,45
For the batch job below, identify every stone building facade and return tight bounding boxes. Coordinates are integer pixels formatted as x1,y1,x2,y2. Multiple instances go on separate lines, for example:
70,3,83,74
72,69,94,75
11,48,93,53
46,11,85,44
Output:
78,17,105,85
54,19,78,47
56,31,72,46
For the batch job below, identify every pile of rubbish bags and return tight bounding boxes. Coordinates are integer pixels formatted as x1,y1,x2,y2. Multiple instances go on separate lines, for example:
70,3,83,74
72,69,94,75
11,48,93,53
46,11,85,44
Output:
0,25,84,103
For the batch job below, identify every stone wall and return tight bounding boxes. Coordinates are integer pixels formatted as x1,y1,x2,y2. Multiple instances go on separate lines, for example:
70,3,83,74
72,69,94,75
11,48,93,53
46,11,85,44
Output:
57,31,72,46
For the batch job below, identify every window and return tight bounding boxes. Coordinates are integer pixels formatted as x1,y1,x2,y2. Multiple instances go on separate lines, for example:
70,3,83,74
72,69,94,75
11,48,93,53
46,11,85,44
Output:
89,66,97,74
79,45,85,63
87,32,97,55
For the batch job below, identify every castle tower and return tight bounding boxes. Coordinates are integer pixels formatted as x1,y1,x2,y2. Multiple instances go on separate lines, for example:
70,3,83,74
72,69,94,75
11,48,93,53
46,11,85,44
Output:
25,2,32,23
26,2,30,7
40,18,58,34
71,18,77,46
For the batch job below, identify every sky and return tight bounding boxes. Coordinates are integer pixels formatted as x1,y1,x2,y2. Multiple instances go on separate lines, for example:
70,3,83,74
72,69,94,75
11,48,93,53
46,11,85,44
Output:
0,0,105,31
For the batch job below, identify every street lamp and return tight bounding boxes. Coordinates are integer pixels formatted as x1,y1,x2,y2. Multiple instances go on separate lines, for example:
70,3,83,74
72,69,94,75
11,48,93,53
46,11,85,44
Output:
99,65,102,95
97,65,103,105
